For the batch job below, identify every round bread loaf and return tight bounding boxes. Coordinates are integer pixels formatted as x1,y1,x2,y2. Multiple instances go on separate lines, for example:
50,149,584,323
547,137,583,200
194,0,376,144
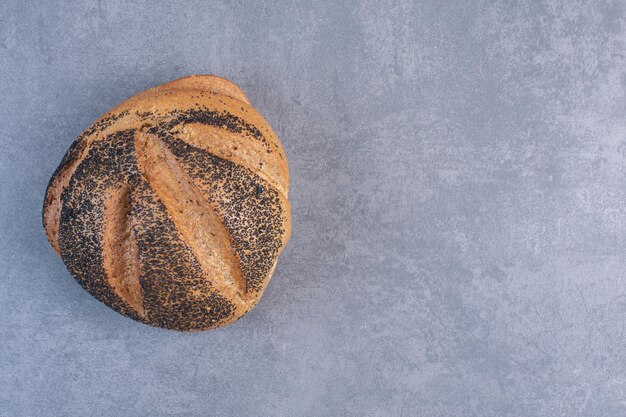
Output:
43,75,291,331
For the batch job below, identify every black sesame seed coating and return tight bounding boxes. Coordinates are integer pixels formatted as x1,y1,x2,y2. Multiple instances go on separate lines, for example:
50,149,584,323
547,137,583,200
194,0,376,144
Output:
58,130,144,323
130,177,236,330
163,136,285,293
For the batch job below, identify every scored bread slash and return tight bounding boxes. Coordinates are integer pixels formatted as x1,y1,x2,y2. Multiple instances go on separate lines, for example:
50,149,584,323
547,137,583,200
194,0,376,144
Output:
102,185,144,317
42,75,291,331
134,131,249,305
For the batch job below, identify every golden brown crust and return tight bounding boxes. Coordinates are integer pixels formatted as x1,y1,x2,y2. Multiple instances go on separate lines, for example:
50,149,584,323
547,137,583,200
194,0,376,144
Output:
137,74,251,105
43,75,291,331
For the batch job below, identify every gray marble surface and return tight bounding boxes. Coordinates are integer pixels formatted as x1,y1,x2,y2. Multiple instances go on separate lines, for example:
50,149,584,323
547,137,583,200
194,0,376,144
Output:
2,1,626,416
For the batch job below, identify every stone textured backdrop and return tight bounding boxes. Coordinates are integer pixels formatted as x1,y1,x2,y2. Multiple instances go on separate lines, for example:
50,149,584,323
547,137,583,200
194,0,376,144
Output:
1,1,625,416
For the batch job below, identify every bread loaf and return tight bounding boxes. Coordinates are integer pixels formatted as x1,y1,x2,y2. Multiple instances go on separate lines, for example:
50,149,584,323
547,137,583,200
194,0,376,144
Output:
43,75,291,331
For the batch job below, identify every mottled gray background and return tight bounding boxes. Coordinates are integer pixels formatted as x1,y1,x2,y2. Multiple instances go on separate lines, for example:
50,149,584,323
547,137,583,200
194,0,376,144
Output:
1,1,626,416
